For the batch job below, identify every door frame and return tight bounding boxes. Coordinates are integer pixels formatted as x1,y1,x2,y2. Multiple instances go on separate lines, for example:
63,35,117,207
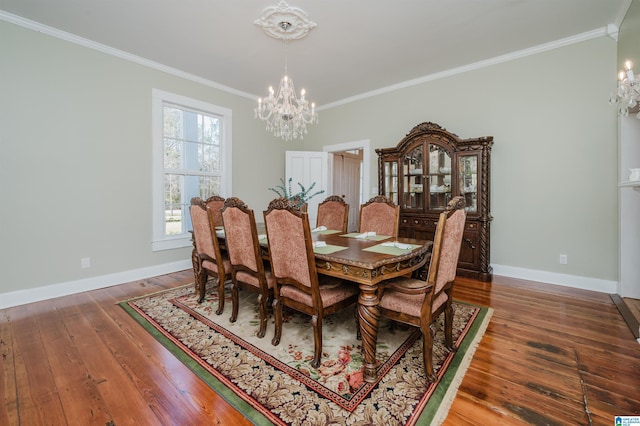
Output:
322,139,372,203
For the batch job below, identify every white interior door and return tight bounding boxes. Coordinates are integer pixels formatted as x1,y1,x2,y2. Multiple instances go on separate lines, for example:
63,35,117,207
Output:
286,151,331,227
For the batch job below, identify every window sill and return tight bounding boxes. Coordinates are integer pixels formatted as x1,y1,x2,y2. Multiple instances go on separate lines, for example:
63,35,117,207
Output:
152,236,192,251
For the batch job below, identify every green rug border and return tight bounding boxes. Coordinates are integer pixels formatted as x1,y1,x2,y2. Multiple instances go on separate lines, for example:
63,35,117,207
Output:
418,300,493,424
119,289,492,426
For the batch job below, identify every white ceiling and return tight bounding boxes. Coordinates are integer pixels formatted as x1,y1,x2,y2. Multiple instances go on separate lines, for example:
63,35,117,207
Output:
0,0,631,108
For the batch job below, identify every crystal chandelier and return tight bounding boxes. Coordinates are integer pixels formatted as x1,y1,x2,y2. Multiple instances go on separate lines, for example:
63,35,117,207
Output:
610,59,640,118
254,2,318,141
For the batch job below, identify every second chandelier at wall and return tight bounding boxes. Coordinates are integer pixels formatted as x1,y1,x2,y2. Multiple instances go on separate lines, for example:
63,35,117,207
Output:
254,1,318,141
610,59,640,119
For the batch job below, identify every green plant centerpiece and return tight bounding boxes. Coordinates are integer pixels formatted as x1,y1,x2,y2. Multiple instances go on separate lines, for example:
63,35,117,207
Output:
268,178,324,209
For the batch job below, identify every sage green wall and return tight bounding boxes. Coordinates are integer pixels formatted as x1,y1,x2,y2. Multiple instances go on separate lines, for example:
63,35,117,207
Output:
303,36,619,285
0,21,287,294
618,0,640,69
0,17,625,297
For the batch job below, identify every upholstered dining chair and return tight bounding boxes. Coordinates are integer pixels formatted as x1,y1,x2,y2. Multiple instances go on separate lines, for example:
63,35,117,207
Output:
205,195,226,228
189,197,231,310
315,195,349,232
263,198,359,368
358,195,400,238
377,196,466,382
221,197,274,338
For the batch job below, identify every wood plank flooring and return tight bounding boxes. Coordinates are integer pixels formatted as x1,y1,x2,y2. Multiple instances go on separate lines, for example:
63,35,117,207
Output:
624,298,640,318
611,295,640,339
1,271,638,425
623,298,640,337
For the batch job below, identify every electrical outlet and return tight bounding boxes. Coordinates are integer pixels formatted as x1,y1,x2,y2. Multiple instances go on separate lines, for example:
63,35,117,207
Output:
559,254,568,265
81,257,91,268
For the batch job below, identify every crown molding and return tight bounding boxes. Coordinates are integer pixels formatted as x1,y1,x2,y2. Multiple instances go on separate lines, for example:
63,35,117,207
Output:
614,0,633,29
0,11,256,101
319,27,611,111
0,11,618,112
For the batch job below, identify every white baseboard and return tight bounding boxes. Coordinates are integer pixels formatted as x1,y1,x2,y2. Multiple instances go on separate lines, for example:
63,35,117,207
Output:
492,264,618,294
0,260,192,310
0,261,618,310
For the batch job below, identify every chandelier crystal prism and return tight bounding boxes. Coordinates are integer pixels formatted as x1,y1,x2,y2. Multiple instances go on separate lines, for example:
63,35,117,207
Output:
254,2,318,141
610,59,640,118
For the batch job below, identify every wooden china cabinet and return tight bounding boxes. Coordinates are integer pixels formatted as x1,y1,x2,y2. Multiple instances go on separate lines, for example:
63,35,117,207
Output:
376,122,494,281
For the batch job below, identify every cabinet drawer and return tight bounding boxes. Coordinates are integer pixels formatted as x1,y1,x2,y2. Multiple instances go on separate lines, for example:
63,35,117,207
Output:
465,221,480,231
402,217,433,225
401,217,438,228
404,216,479,231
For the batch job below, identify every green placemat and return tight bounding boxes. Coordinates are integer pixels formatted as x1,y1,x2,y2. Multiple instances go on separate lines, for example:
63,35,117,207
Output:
363,242,422,255
340,233,390,241
314,229,342,235
313,244,348,254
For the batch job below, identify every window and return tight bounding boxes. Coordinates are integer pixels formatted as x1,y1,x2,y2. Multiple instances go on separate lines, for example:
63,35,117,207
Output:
152,89,232,251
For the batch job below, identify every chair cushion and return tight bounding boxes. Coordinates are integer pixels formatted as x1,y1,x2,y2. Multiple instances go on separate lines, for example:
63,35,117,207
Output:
280,277,358,307
203,258,231,275
236,269,275,289
379,288,448,318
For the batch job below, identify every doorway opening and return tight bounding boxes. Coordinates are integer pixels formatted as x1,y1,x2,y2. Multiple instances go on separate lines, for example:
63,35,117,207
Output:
323,140,371,232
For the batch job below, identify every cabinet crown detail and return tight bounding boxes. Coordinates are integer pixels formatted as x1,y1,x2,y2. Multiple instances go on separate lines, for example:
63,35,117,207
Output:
376,121,493,282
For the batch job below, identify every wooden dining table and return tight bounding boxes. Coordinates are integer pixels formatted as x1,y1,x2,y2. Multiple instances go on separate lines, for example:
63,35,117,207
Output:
309,230,432,382
215,226,432,383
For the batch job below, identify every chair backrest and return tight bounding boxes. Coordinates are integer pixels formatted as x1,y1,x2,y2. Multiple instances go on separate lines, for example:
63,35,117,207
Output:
221,197,262,274
358,195,400,237
204,195,225,228
316,195,349,232
263,198,317,289
426,196,466,293
190,197,222,263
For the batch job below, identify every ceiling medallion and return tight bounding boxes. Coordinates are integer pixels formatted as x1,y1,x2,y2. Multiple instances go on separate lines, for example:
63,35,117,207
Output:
254,1,317,40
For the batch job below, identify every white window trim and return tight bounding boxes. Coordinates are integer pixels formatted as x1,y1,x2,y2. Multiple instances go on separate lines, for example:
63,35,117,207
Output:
151,89,232,251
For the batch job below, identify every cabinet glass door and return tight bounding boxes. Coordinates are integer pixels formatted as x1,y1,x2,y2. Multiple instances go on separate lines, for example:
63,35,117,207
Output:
427,144,452,210
458,154,478,212
383,161,398,204
402,146,424,209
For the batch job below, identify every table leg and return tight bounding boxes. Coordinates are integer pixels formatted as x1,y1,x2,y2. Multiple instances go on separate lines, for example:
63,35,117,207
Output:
358,283,379,383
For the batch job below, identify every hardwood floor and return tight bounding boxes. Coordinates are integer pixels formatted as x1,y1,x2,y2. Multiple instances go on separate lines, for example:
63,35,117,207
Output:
612,296,640,339
1,271,638,425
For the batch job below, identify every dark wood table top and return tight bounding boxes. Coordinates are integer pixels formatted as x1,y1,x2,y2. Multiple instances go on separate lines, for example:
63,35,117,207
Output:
312,231,430,268
217,225,432,285
311,231,432,285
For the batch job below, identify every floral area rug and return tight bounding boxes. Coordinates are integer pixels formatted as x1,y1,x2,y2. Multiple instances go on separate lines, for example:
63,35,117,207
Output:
120,283,492,426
